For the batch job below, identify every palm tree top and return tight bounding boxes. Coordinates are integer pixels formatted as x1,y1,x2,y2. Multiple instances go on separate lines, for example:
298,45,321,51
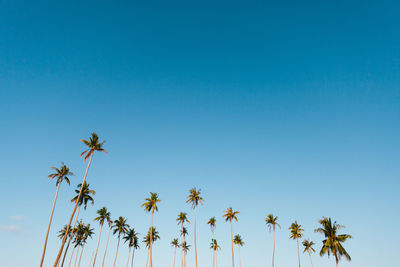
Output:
124,227,140,248
302,239,316,254
233,234,244,246
143,227,160,248
71,182,96,209
176,212,190,225
210,239,220,251
141,192,161,213
80,132,107,162
186,187,204,208
223,207,239,222
112,216,129,237
207,217,216,229
181,241,190,253
289,221,304,240
94,206,111,226
265,214,281,231
171,238,180,248
181,226,189,238
48,163,74,186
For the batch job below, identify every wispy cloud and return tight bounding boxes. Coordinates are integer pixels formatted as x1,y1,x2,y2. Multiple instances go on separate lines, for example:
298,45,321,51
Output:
10,215,24,221
0,225,22,233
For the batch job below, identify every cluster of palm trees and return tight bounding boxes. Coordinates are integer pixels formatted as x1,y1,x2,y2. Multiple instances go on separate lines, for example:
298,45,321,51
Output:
39,133,352,267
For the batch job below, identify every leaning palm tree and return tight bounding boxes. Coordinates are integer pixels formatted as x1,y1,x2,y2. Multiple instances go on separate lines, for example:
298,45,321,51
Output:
101,218,113,267
54,133,106,267
314,217,352,267
124,227,139,267
77,223,94,267
210,239,221,267
171,238,180,267
176,212,190,267
265,214,281,267
40,163,74,267
70,221,85,267
207,217,217,267
112,217,129,267
93,207,110,267
186,188,203,267
289,221,304,267
181,241,190,267
223,207,240,267
141,192,160,267
233,235,244,267
143,227,160,267
302,239,315,267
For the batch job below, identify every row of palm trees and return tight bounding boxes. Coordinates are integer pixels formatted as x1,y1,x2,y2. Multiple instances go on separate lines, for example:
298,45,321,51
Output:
39,133,352,267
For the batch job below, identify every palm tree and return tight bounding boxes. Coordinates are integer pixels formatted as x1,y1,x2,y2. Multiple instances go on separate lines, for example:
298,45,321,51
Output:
143,227,160,267
233,235,244,267
181,241,190,267
223,207,239,267
92,207,110,267
265,214,281,267
180,227,189,266
302,239,315,267
207,217,217,267
210,239,221,267
314,217,352,267
289,221,304,267
186,188,203,267
171,238,180,267
67,182,96,267
112,216,129,267
40,163,74,267
54,133,106,267
176,212,190,267
124,227,139,267
58,225,74,267
141,192,160,267
70,221,84,267
77,223,94,267
101,219,113,267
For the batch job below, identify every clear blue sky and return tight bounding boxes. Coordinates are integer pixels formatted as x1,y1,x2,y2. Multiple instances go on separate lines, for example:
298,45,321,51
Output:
0,0,399,266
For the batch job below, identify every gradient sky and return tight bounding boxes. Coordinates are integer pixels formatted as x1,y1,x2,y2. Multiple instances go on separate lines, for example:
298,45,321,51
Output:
0,0,399,266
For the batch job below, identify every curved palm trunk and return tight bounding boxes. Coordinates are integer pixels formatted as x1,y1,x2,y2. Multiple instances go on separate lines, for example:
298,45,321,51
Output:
131,248,135,267
230,220,235,267
54,154,94,267
68,246,77,267
61,237,71,267
173,246,176,267
40,182,61,267
77,244,85,267
126,246,131,267
272,228,276,267
89,251,95,267
149,210,154,267
113,235,121,267
101,227,112,267
308,252,313,267
68,205,82,267
74,247,80,267
92,223,104,267
297,239,301,267
238,246,242,267
194,204,198,267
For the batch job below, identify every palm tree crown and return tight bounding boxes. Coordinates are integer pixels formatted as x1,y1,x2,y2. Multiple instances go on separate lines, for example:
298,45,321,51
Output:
265,214,281,231
48,163,74,186
94,207,111,226
207,217,216,231
71,182,96,209
113,217,129,237
302,239,316,254
143,227,160,248
233,235,244,246
124,227,140,249
141,192,161,213
80,132,107,162
289,221,304,240
171,238,180,248
210,239,220,251
186,188,204,208
177,212,190,226
223,207,240,222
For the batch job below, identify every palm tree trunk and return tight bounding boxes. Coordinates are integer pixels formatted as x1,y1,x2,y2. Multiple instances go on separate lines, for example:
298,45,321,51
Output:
272,228,276,267
230,220,235,267
146,249,149,267
101,227,112,267
126,246,131,267
40,182,61,267
89,251,94,267
297,239,301,267
61,237,71,267
309,252,313,267
149,211,154,267
131,248,135,267
54,153,94,267
173,246,176,267
194,204,198,267
92,223,103,267
212,229,215,267
68,206,82,267
216,251,218,267
335,255,339,267
181,224,184,267
68,246,76,267
78,244,85,267
74,246,80,267
113,236,121,267
238,246,242,267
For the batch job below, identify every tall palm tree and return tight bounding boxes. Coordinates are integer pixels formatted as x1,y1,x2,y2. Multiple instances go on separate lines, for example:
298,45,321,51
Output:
207,217,217,267
101,219,113,267
93,207,110,267
67,182,96,267
176,212,190,267
40,163,74,267
141,192,160,267
289,221,304,267
265,214,281,267
210,239,221,267
77,223,94,267
143,227,160,267
180,227,189,266
171,238,180,267
186,188,203,267
233,235,244,267
314,217,352,267
54,133,106,267
124,227,139,267
181,241,190,267
302,239,315,267
223,207,239,267
112,217,129,267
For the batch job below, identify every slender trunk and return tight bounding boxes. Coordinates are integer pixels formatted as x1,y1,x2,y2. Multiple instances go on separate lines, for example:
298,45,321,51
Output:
126,246,131,267
74,246,80,267
335,255,339,267
78,244,85,267
230,220,235,267
40,182,61,267
194,204,198,267
297,239,301,267
113,236,121,267
61,237,71,267
146,249,149,267
89,251,94,267
173,246,176,267
238,246,242,267
68,206,82,267
272,228,276,267
184,252,187,267
68,245,76,267
149,211,154,267
131,248,135,267
101,226,112,267
216,251,218,267
309,252,313,267
54,154,94,267
181,224,184,267
212,229,215,267
92,223,103,267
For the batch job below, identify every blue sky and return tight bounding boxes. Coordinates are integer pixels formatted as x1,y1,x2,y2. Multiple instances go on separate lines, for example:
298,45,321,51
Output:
0,0,399,266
